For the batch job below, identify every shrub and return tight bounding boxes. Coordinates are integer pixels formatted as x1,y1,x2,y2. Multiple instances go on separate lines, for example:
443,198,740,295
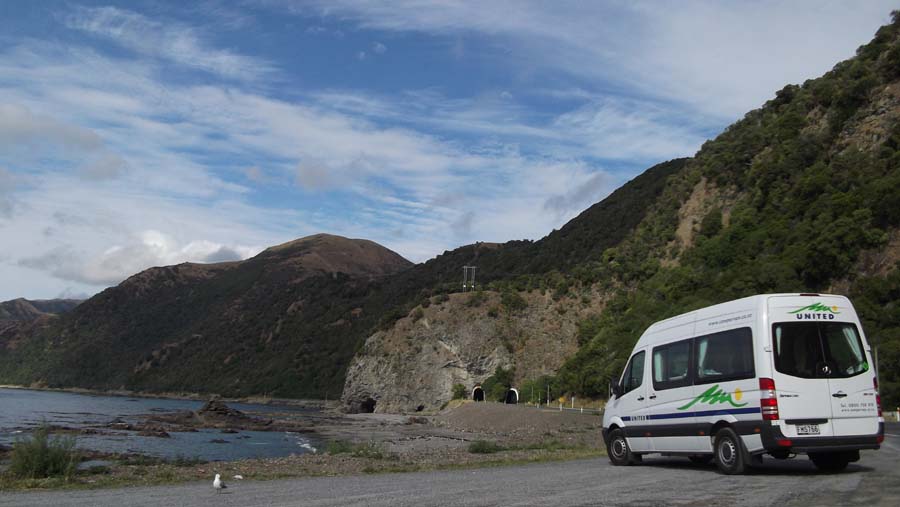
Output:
468,440,504,454
466,290,486,307
326,440,387,459
351,442,386,459
500,290,527,312
451,383,468,400
325,440,354,455
8,426,79,480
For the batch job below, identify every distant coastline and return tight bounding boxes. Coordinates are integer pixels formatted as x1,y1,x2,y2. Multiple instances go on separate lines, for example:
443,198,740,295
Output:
0,384,331,410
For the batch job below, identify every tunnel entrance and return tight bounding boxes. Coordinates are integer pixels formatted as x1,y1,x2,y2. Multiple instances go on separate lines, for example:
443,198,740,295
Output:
472,386,484,402
359,397,377,413
504,388,519,405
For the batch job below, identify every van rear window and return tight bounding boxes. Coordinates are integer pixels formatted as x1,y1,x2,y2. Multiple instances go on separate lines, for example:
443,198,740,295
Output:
773,322,868,379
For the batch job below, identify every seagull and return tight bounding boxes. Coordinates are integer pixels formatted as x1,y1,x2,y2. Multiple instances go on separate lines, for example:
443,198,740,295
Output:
233,475,244,480
213,473,227,493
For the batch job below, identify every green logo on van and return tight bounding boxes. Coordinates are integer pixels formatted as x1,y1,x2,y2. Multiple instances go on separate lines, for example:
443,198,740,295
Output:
677,385,748,410
789,303,840,314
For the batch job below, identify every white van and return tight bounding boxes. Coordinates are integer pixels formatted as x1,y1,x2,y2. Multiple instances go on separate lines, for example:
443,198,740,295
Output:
602,293,883,474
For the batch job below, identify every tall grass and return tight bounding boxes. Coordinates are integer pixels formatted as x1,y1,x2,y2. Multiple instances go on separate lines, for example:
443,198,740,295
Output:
8,426,79,480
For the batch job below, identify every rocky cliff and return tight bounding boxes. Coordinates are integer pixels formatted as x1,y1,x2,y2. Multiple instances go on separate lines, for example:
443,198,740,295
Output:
342,288,607,413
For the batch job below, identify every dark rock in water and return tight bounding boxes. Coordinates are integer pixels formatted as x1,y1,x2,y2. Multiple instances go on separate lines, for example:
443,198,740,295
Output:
221,428,239,434
107,417,134,431
199,398,245,417
136,425,171,438
209,438,228,444
196,398,274,429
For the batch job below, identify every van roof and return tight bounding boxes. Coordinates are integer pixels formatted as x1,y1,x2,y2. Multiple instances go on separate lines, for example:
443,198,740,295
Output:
634,293,849,347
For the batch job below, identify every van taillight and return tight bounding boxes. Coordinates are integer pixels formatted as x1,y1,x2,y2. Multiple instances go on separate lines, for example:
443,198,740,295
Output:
760,377,779,420
875,377,882,418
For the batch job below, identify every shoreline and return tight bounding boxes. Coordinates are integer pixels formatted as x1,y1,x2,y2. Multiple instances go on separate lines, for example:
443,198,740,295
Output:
0,402,606,492
0,384,334,410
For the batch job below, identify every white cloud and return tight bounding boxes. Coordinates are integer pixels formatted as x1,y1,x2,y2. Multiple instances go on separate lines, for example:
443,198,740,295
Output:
14,1,882,299
285,0,896,119
551,98,711,161
0,103,102,152
0,103,126,182
64,5,275,81
373,42,387,54
0,167,15,218
18,230,262,286
19,230,259,286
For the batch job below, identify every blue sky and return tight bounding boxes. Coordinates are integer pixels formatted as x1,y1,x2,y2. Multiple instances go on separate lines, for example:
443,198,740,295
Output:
0,1,895,300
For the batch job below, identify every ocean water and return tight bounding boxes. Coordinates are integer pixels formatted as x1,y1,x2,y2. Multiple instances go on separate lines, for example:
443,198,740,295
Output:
0,388,321,461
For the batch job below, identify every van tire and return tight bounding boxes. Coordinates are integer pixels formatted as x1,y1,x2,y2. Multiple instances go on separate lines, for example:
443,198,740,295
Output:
607,429,640,466
809,452,850,472
713,428,746,475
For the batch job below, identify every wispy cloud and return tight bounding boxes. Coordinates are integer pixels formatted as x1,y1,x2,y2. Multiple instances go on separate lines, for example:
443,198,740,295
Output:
64,5,275,81
283,0,895,119
19,230,259,286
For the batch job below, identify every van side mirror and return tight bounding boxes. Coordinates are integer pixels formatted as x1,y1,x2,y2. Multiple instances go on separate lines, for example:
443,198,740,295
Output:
609,379,623,399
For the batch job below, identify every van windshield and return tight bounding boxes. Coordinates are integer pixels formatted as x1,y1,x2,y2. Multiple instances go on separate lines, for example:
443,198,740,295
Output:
773,322,869,379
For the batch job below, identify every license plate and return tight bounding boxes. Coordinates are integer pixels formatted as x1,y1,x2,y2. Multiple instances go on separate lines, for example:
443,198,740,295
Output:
796,424,820,435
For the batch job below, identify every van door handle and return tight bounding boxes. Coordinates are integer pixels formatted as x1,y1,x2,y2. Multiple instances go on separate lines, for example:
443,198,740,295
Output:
637,396,645,401
832,392,847,398
649,394,657,399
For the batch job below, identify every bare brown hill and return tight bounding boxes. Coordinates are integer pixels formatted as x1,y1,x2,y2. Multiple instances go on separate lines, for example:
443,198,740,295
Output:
0,234,412,398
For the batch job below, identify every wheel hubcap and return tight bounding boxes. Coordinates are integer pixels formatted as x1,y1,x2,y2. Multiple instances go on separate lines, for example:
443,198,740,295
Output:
612,438,627,459
719,438,736,466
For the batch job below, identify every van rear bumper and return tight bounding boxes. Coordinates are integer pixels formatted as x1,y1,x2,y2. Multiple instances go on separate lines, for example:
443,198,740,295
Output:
760,422,883,453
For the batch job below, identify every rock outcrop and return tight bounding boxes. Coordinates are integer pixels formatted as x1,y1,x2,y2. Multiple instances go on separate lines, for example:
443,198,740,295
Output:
342,289,606,413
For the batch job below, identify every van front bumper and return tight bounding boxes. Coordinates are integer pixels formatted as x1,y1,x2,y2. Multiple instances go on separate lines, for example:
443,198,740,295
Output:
760,422,884,453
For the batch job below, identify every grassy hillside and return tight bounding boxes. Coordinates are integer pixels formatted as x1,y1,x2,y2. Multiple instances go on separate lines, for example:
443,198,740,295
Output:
554,12,900,406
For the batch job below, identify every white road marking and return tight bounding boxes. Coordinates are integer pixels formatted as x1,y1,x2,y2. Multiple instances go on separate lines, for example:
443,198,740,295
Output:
884,433,900,437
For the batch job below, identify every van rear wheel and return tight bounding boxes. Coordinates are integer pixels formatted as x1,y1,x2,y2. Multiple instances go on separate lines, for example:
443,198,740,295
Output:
809,452,850,472
607,429,641,466
713,428,747,475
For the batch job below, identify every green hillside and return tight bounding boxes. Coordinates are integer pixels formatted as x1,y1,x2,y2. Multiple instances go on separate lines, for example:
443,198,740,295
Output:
554,12,900,406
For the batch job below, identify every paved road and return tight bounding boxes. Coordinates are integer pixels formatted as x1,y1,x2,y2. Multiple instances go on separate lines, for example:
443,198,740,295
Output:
4,423,899,507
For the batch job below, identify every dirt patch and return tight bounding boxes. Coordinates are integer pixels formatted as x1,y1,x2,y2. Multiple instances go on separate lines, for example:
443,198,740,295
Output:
435,402,602,447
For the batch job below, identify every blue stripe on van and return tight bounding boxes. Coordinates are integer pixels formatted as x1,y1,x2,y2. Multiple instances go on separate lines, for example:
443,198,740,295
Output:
622,407,760,421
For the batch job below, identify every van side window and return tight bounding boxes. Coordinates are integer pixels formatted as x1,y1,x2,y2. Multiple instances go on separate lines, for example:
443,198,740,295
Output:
621,351,646,395
695,327,754,384
652,339,692,390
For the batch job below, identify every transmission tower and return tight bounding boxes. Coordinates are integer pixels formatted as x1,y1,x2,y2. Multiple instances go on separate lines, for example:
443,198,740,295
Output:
462,266,477,292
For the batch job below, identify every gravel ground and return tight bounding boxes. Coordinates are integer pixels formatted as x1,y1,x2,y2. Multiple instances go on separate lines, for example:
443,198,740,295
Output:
3,424,897,507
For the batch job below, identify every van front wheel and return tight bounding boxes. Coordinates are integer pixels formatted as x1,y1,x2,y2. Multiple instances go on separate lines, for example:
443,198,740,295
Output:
713,428,747,475
607,429,641,466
